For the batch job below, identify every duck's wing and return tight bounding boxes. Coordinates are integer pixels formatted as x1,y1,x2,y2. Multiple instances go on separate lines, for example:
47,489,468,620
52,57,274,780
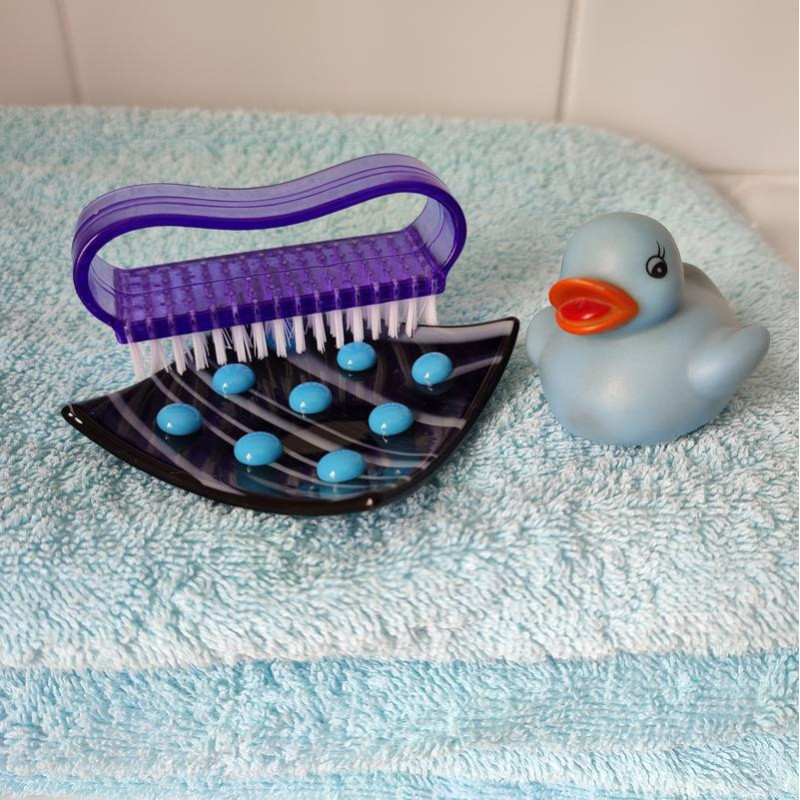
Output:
683,262,722,294
526,307,555,366
688,324,770,400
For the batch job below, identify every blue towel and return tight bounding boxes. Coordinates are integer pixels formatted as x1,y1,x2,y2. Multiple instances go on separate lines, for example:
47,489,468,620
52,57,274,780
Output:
0,106,796,799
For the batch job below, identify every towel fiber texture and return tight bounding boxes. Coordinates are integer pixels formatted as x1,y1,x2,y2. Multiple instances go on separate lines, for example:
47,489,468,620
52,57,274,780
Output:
0,106,796,798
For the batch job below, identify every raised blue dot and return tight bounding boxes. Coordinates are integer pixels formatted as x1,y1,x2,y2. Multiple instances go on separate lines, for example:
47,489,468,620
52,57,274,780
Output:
289,382,333,415
316,449,366,483
212,363,255,395
156,403,202,436
233,431,283,466
368,402,414,437
412,352,453,387
337,342,377,372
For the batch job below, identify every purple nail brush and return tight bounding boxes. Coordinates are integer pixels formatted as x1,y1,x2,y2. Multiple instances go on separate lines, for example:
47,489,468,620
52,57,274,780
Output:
72,154,467,378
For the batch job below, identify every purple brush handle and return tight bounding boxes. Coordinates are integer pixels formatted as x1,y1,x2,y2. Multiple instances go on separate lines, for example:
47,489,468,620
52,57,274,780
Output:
72,154,467,344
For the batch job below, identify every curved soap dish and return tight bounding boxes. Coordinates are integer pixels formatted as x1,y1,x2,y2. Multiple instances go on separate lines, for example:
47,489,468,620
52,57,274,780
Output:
62,319,519,516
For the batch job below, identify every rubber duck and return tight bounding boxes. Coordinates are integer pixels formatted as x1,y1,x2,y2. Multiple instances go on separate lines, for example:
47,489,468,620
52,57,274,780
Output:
526,213,770,445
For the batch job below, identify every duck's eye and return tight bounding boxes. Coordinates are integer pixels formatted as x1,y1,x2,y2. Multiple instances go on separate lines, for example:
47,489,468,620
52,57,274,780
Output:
646,256,667,278
646,244,668,279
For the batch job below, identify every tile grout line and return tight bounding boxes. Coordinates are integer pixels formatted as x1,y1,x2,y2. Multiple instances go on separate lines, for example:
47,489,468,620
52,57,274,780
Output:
555,0,579,122
53,0,83,104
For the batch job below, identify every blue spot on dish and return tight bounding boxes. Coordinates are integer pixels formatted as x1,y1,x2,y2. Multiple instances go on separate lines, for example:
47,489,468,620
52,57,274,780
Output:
368,402,414,437
412,351,453,387
233,431,283,466
289,382,333,414
156,403,202,436
212,363,255,395
337,342,377,372
316,449,366,483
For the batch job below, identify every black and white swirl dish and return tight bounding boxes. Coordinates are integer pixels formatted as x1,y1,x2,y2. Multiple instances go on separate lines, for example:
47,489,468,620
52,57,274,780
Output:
62,319,519,515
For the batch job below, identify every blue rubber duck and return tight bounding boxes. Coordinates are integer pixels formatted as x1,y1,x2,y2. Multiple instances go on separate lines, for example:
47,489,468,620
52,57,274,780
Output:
526,213,770,445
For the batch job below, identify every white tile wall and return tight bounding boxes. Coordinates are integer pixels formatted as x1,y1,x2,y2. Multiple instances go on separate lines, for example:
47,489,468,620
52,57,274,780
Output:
0,0,76,104
0,0,796,268
561,0,798,173
62,0,571,119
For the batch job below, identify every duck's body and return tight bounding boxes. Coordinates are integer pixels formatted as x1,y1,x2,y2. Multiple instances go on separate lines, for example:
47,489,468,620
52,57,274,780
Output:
526,214,769,446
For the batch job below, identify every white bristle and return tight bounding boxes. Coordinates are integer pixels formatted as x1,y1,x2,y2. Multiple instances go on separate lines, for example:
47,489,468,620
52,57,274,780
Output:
292,316,306,354
251,322,268,360
311,313,326,352
405,298,418,337
172,336,187,375
150,340,166,372
211,329,227,365
231,325,251,362
422,294,438,325
191,332,209,370
129,342,146,381
370,304,381,339
351,307,365,342
271,319,287,358
386,301,399,338
332,310,345,348
126,291,441,378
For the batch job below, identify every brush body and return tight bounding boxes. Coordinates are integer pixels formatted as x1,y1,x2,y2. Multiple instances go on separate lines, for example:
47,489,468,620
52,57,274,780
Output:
72,155,466,378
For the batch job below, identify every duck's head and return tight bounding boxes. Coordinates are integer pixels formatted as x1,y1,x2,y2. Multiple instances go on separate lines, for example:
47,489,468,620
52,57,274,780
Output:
550,213,684,336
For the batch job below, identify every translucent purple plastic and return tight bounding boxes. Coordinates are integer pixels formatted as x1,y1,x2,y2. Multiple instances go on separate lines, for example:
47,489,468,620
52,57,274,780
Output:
72,154,467,344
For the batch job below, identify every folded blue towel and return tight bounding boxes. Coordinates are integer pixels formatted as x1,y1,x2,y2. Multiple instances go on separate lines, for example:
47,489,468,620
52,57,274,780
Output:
0,106,796,799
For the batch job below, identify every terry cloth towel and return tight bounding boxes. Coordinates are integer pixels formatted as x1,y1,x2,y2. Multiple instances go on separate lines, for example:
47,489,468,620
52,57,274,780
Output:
0,107,797,799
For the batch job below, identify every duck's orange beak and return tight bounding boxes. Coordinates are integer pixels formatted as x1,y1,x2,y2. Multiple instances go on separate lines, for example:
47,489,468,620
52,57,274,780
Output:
549,278,638,335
